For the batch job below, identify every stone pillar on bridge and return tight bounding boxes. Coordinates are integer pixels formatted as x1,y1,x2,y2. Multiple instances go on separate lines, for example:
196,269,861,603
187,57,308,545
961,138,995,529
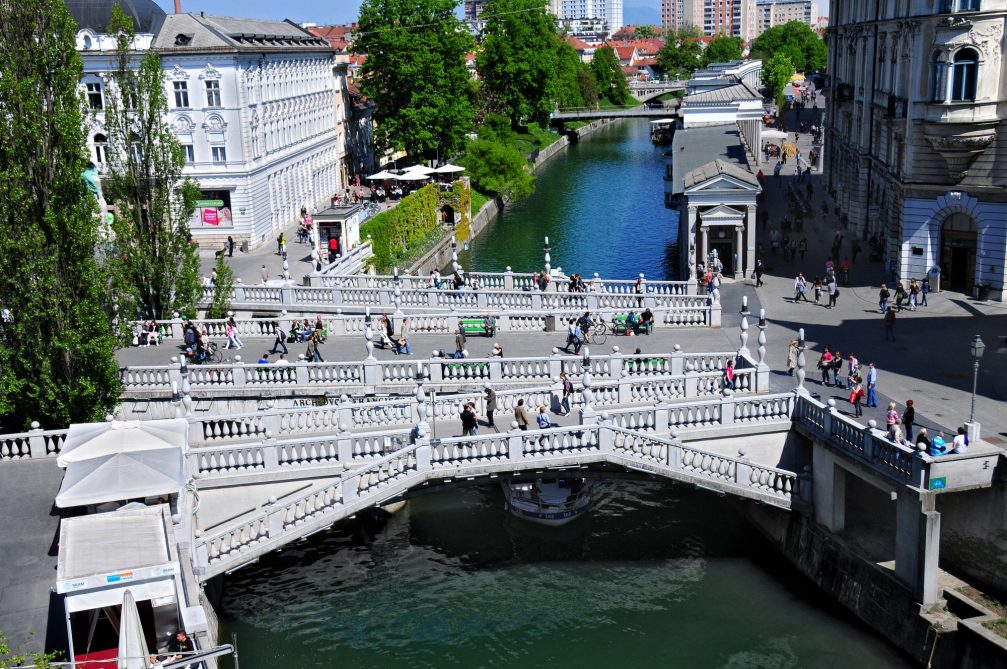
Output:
895,490,942,605
812,441,846,533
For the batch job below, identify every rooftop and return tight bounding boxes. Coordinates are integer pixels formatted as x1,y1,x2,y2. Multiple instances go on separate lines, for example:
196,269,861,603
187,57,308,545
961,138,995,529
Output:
670,124,754,195
152,13,332,53
684,82,762,104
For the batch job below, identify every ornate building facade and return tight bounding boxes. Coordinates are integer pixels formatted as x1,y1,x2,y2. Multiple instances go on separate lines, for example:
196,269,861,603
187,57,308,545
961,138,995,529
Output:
69,2,353,250
826,0,1006,298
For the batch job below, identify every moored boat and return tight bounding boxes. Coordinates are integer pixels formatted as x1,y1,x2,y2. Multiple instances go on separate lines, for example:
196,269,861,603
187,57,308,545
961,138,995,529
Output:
502,478,592,526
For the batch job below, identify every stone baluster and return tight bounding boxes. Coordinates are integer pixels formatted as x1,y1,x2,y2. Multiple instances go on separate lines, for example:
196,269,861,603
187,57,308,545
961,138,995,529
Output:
654,398,670,432
617,369,632,404
507,421,525,462
336,423,353,463
825,398,837,436
670,344,684,376
179,355,193,417
543,236,551,277
721,388,736,425
735,446,751,487
597,414,615,454
756,308,769,392
261,430,279,470
580,365,595,422
27,421,46,459
738,315,750,357
548,347,564,381
684,363,699,398
504,266,514,291
414,361,429,435
172,382,185,419
608,345,623,379
364,307,375,360
667,430,682,468
757,309,767,365
740,295,750,316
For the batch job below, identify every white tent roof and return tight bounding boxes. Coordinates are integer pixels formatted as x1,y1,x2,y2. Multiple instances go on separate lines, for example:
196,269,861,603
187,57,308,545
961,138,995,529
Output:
366,170,398,180
55,449,185,508
761,129,788,140
433,163,465,173
58,418,187,468
394,171,430,181
649,118,677,124
402,164,436,174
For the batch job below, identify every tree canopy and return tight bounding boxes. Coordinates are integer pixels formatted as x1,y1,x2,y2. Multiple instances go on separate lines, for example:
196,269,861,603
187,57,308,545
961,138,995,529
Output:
591,45,632,106
104,5,201,321
478,0,559,126
356,0,475,159
656,28,704,78
763,53,795,105
750,21,826,74
703,35,743,66
0,0,121,428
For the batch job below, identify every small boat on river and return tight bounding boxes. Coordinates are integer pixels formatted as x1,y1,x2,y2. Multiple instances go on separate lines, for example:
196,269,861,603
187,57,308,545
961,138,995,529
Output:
502,478,593,526
650,118,676,145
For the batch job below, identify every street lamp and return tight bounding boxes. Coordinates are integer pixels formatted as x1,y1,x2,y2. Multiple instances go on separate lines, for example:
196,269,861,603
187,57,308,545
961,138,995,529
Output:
969,335,985,424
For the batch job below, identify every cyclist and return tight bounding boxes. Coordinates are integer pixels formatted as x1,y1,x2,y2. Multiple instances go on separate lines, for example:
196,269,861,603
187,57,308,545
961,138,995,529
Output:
577,311,594,335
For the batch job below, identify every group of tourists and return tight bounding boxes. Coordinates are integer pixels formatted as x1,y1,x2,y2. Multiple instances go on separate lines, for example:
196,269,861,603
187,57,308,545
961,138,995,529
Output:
132,320,161,347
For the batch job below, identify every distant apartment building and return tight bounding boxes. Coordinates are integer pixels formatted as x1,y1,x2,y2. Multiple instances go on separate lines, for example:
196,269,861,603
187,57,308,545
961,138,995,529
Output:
661,0,757,41
563,16,610,44
826,0,1007,300
559,0,624,36
756,0,818,34
464,0,486,21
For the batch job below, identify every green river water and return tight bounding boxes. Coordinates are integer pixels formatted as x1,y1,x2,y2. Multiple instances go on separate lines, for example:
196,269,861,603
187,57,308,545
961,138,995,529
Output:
217,121,913,669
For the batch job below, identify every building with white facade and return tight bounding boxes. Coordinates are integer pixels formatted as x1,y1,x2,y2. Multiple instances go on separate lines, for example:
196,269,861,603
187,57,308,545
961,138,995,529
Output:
826,0,1007,299
755,0,817,35
68,0,352,251
560,0,624,37
661,0,757,41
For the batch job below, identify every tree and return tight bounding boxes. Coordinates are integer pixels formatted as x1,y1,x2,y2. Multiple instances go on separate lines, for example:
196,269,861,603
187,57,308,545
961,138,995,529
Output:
0,0,121,429
656,29,704,78
103,5,201,321
356,0,474,159
550,38,596,109
750,21,826,74
206,254,234,319
703,35,743,66
460,137,535,201
634,25,657,39
591,45,632,106
1,632,57,668
478,0,559,126
763,53,795,107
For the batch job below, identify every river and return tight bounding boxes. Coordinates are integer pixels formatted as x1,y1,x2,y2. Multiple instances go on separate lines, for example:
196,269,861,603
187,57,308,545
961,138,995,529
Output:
215,121,913,669
458,120,680,279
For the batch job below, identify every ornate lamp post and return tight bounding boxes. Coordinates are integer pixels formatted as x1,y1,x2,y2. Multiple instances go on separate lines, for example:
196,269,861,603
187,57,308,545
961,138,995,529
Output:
969,335,985,424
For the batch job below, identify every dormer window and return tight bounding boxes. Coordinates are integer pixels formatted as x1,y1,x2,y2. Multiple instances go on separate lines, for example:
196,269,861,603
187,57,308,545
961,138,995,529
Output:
175,33,193,46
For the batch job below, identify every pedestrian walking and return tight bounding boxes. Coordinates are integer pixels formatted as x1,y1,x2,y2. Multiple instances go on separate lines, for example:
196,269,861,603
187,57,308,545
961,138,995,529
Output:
879,283,890,313
909,278,920,311
224,318,243,350
793,273,810,302
831,351,843,387
921,277,930,307
455,324,466,359
885,402,900,440
261,264,269,285
228,235,234,258
276,232,285,255
559,372,573,415
902,400,915,441
849,380,865,417
514,399,530,431
310,332,324,362
818,346,834,386
269,321,288,354
724,359,736,390
566,318,583,354
884,307,896,341
827,278,838,309
866,363,878,407
484,385,497,428
787,339,799,375
396,317,412,355
755,258,765,287
846,353,859,389
812,278,822,305
461,402,478,437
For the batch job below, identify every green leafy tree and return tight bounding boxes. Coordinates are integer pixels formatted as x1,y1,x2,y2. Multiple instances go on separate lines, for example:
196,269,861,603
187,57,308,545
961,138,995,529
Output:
460,138,535,201
763,53,795,107
703,35,743,66
657,29,704,78
551,39,590,109
576,66,599,108
750,21,826,73
634,25,657,39
356,0,474,159
591,45,632,106
0,632,57,668
0,0,121,429
478,0,559,126
103,5,200,321
206,254,234,319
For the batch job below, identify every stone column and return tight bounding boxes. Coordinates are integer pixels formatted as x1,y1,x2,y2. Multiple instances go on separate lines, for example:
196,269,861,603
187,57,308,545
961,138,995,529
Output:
895,491,942,605
700,226,709,273
745,204,756,279
812,444,845,533
687,206,699,284
734,226,744,279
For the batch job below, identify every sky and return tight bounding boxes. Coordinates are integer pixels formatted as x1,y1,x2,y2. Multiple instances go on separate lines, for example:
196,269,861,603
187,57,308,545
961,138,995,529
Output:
157,0,831,26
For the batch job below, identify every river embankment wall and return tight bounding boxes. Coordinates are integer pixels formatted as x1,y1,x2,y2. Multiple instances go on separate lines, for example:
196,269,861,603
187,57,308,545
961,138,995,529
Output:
408,119,619,276
744,505,1007,669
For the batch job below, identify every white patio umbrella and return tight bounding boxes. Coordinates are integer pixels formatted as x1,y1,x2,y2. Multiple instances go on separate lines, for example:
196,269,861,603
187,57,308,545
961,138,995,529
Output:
433,163,465,173
58,418,188,468
394,171,431,181
366,170,398,180
402,165,436,174
55,447,185,508
118,590,150,669
761,129,789,140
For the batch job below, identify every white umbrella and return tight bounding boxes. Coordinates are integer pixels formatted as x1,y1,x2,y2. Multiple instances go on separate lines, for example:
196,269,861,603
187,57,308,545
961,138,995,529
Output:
118,590,150,669
58,418,187,468
433,163,465,173
761,129,789,140
394,171,431,181
55,448,185,508
402,165,436,174
367,170,398,180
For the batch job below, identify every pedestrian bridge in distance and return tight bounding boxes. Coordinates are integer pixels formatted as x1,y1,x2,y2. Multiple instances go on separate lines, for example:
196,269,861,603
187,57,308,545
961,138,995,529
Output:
553,106,682,121
628,79,688,102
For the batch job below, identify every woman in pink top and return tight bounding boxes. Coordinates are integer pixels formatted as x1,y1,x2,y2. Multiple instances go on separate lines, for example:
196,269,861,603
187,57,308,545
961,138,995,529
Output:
818,347,833,386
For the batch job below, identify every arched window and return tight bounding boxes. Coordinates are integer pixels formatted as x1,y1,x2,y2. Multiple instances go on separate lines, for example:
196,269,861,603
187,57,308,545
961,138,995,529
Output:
950,48,978,101
93,133,107,164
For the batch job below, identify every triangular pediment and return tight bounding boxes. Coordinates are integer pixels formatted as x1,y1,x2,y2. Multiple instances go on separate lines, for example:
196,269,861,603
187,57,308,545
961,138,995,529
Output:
685,174,760,193
700,204,746,219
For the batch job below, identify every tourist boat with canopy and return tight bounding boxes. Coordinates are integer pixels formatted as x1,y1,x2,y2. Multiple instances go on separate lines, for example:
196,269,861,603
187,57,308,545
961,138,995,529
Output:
502,477,593,526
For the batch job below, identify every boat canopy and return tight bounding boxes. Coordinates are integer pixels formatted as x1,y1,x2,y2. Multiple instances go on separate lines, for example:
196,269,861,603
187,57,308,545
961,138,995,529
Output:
649,118,677,124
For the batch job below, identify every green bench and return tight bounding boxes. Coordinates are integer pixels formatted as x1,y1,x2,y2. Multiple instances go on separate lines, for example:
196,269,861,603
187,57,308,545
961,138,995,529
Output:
445,362,488,373
611,314,652,336
460,317,497,337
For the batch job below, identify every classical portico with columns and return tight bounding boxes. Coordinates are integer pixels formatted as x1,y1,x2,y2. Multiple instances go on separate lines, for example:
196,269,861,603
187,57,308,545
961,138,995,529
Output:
684,165,761,282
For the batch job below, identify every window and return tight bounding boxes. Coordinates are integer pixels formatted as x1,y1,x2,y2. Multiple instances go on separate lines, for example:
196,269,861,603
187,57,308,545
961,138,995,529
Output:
930,52,946,101
173,81,189,108
93,133,107,164
205,80,221,107
940,0,980,11
950,49,978,101
86,82,103,110
211,146,226,163
181,144,194,162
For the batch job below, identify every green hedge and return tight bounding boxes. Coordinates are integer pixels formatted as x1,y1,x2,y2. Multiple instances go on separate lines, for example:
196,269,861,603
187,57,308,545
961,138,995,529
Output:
361,184,441,272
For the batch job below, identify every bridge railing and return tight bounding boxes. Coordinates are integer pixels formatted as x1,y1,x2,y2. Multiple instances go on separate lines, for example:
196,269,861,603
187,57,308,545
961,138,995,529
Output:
192,417,803,579
123,347,748,400
311,241,373,277
792,394,930,487
0,425,68,461
193,282,710,317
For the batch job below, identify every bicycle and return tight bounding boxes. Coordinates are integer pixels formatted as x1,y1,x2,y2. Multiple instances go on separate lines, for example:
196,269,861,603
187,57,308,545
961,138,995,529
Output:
589,321,608,345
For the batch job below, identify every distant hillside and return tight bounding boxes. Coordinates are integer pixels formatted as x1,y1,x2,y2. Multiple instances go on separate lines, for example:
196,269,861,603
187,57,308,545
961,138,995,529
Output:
623,5,661,27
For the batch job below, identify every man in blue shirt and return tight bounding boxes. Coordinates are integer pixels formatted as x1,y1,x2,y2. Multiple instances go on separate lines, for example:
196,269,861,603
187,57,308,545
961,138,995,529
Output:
258,353,270,364
866,363,878,407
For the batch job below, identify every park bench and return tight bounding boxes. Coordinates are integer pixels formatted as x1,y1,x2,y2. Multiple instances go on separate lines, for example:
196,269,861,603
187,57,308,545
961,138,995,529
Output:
460,317,496,337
